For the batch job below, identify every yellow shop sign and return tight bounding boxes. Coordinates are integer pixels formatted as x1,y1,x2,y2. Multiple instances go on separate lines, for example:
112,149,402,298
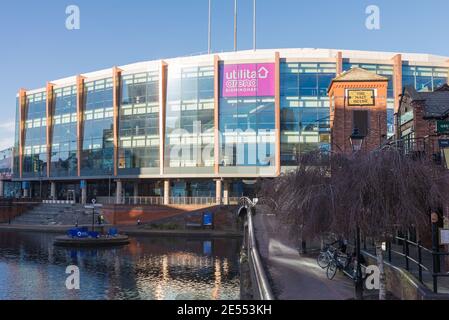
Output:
348,90,375,106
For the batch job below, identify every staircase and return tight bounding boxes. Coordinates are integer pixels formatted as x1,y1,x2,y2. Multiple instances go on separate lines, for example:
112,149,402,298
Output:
11,203,97,226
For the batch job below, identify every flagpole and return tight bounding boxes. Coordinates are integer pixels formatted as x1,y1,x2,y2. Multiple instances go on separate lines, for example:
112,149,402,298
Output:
234,0,237,51
253,0,256,51
208,0,212,54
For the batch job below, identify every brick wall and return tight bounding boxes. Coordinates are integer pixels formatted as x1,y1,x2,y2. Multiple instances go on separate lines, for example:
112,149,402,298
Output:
102,204,218,226
329,81,388,154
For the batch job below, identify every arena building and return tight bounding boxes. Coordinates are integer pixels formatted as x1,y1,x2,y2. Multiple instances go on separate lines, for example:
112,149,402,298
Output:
13,48,449,204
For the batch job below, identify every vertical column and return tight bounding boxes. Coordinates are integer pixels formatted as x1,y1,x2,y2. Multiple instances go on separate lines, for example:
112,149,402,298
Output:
133,181,139,204
392,54,403,139
275,52,281,176
18,89,27,179
112,67,122,177
159,61,168,176
447,59,449,84
80,180,87,204
223,180,230,205
115,180,123,204
76,75,85,177
22,182,29,198
46,82,54,178
50,181,56,200
0,180,4,198
336,51,343,75
163,180,170,205
215,179,222,205
214,55,220,175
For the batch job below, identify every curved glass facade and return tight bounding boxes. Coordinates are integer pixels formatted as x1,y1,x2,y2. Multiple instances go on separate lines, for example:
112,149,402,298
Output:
13,49,449,184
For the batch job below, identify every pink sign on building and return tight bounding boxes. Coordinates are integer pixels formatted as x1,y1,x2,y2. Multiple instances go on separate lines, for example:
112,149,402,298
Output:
220,63,275,97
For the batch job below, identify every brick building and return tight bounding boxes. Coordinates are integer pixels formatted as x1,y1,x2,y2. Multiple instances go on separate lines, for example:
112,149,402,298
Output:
398,84,449,164
328,68,388,154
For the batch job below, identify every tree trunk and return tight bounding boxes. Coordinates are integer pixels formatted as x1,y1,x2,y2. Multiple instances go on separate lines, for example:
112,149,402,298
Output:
376,241,387,300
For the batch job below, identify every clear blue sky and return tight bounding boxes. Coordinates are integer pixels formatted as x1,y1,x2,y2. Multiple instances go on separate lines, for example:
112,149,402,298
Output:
0,0,448,149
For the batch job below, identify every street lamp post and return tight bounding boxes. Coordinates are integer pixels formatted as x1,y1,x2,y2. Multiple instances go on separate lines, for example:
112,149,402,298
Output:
349,128,365,153
349,127,366,300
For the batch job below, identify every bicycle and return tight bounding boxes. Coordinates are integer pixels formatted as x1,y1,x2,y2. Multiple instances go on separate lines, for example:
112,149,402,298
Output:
326,251,356,280
317,244,337,269
317,239,347,269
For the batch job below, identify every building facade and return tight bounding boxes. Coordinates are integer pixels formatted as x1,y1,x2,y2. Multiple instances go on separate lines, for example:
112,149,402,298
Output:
0,148,16,197
397,84,449,165
328,68,389,154
13,48,449,204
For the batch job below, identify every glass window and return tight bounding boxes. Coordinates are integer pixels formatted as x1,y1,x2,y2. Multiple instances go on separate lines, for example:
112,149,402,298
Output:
220,93,275,167
81,78,114,176
118,71,160,172
345,63,394,98
22,91,48,178
280,62,334,165
165,64,215,172
402,65,448,92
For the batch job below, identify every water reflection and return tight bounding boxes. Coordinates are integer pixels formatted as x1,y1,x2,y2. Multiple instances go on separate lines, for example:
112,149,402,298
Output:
0,231,241,300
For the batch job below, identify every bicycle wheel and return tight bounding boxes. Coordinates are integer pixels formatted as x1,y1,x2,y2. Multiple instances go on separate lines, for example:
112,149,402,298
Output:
317,252,330,269
327,260,338,280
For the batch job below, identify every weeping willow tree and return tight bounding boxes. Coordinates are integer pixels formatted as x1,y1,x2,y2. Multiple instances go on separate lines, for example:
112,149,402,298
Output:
258,149,449,300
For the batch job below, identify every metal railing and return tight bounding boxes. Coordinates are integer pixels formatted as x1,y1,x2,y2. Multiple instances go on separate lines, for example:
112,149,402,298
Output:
96,196,164,205
228,197,241,205
388,236,431,285
96,196,242,206
240,197,274,300
169,197,216,205
123,196,164,205
364,235,449,294
381,136,442,164
390,236,449,294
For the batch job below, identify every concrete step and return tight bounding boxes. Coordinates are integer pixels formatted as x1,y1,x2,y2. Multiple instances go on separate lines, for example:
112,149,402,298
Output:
11,203,107,226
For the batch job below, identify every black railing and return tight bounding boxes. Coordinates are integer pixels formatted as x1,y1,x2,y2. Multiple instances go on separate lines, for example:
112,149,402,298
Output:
390,236,431,284
382,235,449,294
239,197,274,300
381,136,443,166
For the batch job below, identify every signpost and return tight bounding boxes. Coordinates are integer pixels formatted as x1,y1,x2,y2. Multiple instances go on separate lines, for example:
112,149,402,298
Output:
203,212,214,229
85,199,103,232
437,121,449,134
440,229,449,245
439,139,449,149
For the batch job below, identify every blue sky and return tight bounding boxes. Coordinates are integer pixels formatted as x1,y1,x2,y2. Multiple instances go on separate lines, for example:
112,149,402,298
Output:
0,0,448,149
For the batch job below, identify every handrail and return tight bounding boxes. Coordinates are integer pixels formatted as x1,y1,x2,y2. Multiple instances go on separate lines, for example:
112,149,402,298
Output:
241,197,274,300
96,196,243,206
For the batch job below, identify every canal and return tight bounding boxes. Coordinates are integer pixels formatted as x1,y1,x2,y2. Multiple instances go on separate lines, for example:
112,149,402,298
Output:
0,231,241,300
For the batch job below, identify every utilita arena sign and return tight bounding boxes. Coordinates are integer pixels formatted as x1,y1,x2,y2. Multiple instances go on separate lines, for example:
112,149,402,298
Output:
220,63,275,97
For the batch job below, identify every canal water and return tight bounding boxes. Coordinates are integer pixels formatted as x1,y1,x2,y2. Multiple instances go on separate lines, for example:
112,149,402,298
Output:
0,231,241,300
